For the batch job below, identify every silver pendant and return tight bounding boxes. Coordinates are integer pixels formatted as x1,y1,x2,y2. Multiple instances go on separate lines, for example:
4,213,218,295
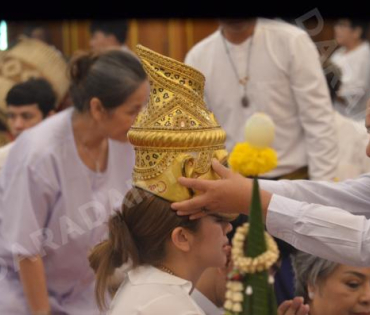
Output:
242,95,249,108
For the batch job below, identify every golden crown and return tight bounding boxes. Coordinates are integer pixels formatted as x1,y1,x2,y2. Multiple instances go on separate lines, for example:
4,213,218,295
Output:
128,45,236,221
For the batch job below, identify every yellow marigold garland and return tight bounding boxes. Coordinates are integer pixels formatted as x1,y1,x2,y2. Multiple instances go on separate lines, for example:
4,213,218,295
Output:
228,143,277,177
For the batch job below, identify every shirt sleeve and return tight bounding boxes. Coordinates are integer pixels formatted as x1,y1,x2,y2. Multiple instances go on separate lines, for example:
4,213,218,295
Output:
289,32,339,180
259,175,370,217
0,154,58,258
266,194,370,266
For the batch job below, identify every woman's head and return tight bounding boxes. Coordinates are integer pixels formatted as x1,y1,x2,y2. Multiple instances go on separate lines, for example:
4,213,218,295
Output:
292,251,370,315
89,187,231,309
69,50,149,141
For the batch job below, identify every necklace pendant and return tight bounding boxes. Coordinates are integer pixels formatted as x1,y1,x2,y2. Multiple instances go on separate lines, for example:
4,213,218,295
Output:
241,95,249,108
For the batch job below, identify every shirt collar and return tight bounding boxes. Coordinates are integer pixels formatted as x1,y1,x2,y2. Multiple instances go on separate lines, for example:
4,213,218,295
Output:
128,265,193,293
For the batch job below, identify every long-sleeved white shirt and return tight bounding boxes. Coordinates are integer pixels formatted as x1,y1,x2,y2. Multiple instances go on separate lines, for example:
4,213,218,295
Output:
260,175,370,266
185,18,338,180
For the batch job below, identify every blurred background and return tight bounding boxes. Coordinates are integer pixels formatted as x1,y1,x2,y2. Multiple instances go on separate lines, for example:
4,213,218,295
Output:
2,18,363,61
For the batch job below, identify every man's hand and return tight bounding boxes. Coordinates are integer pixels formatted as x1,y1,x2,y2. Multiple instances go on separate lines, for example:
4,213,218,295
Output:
171,159,253,219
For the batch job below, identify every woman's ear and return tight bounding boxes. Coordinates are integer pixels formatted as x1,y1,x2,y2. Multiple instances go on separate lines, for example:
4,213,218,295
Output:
170,227,193,253
307,283,317,300
90,97,106,121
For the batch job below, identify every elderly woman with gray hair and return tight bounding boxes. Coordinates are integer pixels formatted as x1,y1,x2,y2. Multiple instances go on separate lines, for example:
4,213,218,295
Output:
292,251,370,315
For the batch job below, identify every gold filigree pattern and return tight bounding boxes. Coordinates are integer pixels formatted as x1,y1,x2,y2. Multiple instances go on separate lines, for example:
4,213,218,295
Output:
128,45,237,222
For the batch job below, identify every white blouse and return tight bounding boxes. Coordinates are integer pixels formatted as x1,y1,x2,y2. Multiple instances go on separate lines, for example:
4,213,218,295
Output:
109,265,205,315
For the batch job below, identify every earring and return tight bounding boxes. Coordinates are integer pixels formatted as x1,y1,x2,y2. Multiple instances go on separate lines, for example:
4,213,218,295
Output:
308,291,315,300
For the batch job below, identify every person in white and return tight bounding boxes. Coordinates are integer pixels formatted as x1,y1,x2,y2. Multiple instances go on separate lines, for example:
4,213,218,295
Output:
334,112,370,180
0,78,56,172
88,188,232,315
171,98,370,267
104,197,306,315
323,58,370,180
185,18,338,180
0,49,147,315
330,19,370,121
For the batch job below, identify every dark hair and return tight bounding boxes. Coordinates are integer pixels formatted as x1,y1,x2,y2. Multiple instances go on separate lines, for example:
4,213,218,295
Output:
90,20,129,44
5,78,56,117
88,187,200,310
350,19,369,40
69,49,146,112
336,18,369,40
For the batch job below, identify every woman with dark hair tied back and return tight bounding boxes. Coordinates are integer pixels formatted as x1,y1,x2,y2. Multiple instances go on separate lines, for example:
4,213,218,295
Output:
88,45,235,314
0,49,149,314
89,187,233,314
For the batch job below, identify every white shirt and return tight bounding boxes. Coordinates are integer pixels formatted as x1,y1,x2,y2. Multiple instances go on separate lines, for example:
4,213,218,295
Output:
0,142,13,173
334,112,370,180
185,18,338,180
191,288,224,315
109,265,205,315
0,107,135,314
331,42,370,121
260,175,370,266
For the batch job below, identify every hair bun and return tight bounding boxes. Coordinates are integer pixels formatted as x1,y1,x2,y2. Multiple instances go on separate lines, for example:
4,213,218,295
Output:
69,51,99,86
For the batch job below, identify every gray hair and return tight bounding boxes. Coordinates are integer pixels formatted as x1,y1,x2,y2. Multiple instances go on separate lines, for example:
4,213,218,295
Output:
291,251,338,302
69,49,147,112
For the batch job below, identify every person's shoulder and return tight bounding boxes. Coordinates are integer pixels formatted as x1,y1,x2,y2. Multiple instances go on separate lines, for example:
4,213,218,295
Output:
186,29,220,57
9,108,73,164
331,46,346,59
258,18,308,38
359,41,370,54
110,281,202,315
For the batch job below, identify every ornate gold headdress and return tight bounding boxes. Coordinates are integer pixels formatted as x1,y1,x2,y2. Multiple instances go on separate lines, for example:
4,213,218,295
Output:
128,45,235,219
